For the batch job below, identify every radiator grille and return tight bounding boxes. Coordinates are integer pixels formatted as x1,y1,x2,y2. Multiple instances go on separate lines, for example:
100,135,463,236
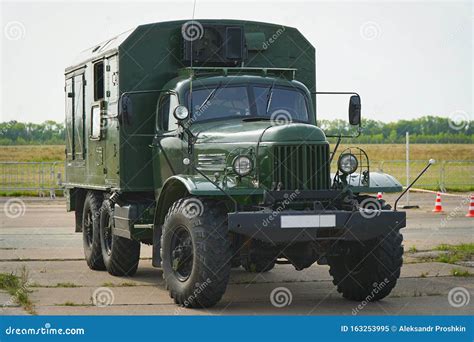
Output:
272,144,330,190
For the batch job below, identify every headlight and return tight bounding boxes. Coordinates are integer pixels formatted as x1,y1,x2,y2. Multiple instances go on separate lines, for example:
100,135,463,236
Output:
173,105,189,120
338,153,358,174
233,156,253,176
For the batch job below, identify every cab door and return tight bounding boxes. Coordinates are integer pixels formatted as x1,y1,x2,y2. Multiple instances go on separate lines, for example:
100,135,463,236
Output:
151,92,186,194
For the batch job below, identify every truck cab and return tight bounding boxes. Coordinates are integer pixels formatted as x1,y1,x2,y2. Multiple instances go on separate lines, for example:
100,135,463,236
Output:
65,20,405,308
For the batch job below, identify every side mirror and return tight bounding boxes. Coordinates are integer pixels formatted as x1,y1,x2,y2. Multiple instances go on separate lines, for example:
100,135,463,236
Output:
119,95,133,124
173,105,189,121
348,95,361,126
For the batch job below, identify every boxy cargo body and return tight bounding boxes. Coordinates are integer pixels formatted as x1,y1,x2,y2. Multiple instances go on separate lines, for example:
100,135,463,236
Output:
64,20,315,193
65,19,406,309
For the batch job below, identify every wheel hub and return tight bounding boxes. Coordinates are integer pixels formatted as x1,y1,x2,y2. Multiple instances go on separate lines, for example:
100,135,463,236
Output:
170,227,193,281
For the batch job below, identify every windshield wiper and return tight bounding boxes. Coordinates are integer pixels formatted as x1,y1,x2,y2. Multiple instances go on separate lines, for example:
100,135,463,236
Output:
242,116,272,122
265,82,275,114
196,83,221,114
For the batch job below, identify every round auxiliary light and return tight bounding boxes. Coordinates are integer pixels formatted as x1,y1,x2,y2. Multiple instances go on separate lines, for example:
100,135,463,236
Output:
233,156,253,176
338,153,358,174
173,105,189,120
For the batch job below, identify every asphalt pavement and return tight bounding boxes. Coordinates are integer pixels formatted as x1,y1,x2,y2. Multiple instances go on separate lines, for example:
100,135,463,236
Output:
0,192,472,315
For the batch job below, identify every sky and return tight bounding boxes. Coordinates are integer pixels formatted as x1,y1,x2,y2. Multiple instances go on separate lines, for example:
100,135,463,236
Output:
0,0,472,124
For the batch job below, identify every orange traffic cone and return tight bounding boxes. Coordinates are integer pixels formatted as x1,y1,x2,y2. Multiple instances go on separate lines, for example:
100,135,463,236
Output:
377,192,383,200
432,192,443,212
466,194,474,217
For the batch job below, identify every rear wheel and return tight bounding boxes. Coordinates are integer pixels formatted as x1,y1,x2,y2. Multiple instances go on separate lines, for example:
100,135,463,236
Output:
328,231,403,301
161,197,231,308
100,200,140,276
82,191,105,270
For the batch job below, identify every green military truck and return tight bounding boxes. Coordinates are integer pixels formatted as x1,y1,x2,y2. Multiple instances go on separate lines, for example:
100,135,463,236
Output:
64,19,405,308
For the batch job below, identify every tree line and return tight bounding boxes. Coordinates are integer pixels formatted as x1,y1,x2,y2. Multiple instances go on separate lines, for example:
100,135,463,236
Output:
0,116,472,145
0,121,65,145
321,116,473,143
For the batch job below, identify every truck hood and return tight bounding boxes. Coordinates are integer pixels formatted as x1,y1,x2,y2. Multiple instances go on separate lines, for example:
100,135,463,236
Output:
190,119,326,144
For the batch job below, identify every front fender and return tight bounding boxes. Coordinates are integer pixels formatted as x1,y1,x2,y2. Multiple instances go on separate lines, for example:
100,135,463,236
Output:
152,174,263,267
164,174,264,196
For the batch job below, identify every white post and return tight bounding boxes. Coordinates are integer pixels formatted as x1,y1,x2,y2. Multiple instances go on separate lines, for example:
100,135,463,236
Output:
406,131,410,206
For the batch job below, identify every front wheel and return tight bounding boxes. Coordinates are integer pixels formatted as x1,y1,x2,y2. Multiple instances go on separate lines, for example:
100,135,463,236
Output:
328,231,403,301
161,198,231,308
99,200,140,276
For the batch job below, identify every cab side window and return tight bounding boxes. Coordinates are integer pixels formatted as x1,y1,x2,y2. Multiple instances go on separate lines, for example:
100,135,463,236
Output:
157,94,179,131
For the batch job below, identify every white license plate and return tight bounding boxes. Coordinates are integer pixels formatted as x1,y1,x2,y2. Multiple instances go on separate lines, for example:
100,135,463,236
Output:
280,215,336,228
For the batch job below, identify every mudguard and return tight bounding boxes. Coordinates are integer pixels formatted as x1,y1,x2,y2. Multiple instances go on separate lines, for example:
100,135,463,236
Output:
163,175,264,196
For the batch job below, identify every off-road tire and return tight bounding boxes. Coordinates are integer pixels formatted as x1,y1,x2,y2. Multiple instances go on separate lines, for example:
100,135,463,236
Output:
241,255,275,273
328,230,403,301
161,197,231,308
82,191,105,270
100,200,141,276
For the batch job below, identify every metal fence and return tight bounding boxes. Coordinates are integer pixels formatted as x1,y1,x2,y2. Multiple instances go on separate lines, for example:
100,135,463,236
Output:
375,160,474,191
0,162,64,197
0,160,472,197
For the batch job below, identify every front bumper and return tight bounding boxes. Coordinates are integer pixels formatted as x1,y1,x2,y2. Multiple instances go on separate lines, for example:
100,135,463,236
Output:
228,210,406,243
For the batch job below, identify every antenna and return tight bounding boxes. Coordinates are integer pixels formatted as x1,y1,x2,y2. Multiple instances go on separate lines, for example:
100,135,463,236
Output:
189,0,197,116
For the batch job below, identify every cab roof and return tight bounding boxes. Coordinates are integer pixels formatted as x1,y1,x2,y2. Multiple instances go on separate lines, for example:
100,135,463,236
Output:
167,73,310,95
65,19,307,73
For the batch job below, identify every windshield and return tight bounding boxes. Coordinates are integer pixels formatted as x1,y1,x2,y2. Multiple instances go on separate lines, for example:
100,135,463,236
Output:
187,85,309,123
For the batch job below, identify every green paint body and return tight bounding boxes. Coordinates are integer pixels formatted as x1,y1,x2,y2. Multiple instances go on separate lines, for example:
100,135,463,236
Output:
64,20,402,232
